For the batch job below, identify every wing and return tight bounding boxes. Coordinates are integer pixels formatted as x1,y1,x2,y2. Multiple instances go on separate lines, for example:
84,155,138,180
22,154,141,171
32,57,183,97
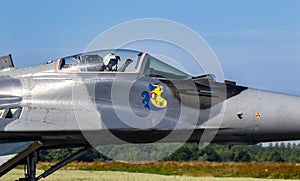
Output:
0,141,43,177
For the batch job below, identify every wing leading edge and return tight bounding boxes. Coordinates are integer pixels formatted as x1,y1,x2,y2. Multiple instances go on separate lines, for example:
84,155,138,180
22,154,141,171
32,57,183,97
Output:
0,141,43,177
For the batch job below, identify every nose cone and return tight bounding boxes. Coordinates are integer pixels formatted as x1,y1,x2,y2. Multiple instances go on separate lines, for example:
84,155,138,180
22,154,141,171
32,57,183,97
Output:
258,90,300,139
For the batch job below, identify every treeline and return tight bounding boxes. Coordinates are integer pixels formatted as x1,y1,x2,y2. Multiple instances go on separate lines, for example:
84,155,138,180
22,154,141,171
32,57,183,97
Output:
164,143,300,162
39,142,300,163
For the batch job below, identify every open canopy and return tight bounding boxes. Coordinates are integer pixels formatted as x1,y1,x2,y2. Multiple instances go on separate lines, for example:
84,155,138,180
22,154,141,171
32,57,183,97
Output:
58,49,191,80
60,49,143,73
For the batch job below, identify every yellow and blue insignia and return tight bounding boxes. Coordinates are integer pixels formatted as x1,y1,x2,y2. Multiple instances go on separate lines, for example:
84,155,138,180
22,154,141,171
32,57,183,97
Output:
141,83,168,111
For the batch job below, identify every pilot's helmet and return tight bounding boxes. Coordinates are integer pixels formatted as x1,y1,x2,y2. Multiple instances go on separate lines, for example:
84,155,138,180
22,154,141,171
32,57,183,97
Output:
102,53,120,71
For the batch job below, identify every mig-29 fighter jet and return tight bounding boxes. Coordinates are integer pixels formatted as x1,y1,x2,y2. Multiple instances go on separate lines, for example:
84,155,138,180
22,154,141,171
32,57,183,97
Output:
0,49,299,180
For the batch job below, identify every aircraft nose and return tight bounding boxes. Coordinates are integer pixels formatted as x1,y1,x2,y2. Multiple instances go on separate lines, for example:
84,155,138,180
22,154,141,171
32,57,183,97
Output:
259,90,300,136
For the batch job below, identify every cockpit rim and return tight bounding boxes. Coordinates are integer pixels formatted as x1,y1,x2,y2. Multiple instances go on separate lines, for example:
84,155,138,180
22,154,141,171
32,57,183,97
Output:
55,49,145,74
54,48,192,80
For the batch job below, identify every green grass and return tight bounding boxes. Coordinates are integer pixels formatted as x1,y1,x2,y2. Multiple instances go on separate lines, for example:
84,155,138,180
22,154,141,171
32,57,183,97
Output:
2,162,300,180
2,169,298,181
37,161,300,179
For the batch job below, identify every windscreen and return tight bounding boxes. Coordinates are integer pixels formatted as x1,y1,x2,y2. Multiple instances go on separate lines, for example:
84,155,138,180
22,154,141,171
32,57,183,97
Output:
143,55,191,80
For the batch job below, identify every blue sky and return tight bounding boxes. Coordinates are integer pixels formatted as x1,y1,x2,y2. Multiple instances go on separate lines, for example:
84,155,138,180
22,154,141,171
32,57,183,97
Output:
0,0,299,95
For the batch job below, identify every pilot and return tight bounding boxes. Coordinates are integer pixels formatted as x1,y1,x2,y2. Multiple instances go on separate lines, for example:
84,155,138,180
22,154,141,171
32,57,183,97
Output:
101,53,120,71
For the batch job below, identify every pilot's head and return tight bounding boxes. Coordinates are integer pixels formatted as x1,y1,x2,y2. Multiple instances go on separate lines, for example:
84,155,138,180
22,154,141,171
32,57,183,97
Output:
102,53,120,71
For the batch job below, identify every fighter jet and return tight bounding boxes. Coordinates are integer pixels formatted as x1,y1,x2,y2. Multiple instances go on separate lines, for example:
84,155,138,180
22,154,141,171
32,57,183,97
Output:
0,49,299,180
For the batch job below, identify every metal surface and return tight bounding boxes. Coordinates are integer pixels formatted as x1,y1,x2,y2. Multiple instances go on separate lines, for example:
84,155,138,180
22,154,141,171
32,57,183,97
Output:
0,49,299,179
0,141,42,177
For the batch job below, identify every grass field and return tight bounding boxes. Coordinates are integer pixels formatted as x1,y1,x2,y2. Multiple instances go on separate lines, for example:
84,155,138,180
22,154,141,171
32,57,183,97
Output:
1,162,300,180
2,169,299,181
37,161,300,179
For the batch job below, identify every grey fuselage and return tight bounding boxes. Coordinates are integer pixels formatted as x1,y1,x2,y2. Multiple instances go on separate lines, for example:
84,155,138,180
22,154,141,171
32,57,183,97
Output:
0,51,300,149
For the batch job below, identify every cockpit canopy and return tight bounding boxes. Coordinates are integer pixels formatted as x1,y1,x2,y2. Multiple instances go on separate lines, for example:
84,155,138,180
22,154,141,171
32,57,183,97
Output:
60,49,143,73
58,49,191,80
